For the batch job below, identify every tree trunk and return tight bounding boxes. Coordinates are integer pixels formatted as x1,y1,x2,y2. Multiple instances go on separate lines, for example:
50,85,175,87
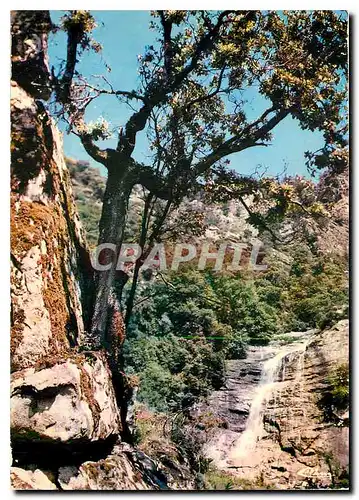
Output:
89,165,132,349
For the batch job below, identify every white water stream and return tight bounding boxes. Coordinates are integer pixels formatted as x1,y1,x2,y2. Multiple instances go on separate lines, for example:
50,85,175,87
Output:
229,333,312,464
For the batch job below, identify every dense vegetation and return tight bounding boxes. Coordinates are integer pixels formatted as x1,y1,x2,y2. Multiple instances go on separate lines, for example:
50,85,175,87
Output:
68,158,348,413
318,362,350,425
124,251,347,411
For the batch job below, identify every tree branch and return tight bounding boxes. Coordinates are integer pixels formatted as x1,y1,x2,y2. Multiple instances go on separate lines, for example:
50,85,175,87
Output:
159,11,173,79
193,107,292,177
78,133,109,166
117,11,233,158
171,11,232,88
83,78,147,102
136,163,174,200
118,103,152,156
147,198,172,247
58,21,82,104
238,196,284,243
185,64,227,110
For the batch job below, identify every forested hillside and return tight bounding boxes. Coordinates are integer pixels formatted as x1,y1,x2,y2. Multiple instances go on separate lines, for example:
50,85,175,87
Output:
68,158,348,414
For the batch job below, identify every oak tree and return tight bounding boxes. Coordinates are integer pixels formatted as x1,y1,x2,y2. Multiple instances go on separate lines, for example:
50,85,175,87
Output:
53,10,348,352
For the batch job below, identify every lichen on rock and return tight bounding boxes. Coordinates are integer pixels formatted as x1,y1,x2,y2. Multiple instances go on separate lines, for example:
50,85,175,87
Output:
11,10,52,100
10,10,133,490
10,79,89,370
11,352,120,444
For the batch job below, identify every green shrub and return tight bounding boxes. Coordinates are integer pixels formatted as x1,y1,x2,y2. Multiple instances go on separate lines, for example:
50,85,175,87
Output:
317,363,349,423
203,467,273,490
124,333,225,411
283,249,348,330
327,363,349,411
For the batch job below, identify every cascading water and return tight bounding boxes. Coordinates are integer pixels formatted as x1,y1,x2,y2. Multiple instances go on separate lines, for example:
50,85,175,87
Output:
229,333,312,466
200,323,348,488
230,351,287,461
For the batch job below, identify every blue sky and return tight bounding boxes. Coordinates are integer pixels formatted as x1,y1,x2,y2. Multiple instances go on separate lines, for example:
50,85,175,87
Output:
48,10,325,179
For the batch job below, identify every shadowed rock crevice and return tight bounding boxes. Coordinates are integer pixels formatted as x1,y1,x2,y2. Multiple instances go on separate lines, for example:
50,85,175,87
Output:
12,434,119,470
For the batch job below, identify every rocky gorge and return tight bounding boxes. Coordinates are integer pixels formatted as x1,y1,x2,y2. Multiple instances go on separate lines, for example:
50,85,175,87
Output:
194,321,349,489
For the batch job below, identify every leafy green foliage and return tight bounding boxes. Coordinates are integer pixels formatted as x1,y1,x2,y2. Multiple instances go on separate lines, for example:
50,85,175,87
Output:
60,10,101,53
67,158,347,413
56,12,349,486
320,450,350,489
59,10,348,244
56,9,348,361
327,363,350,411
208,274,278,346
318,363,350,422
141,10,348,188
124,332,225,412
278,248,348,330
124,247,348,412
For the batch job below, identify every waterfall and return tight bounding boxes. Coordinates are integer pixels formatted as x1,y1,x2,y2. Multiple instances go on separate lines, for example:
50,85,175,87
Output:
230,335,311,465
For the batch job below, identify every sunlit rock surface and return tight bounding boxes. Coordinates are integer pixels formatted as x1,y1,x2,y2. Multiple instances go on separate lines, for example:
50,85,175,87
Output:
10,467,57,490
10,80,89,371
11,352,120,444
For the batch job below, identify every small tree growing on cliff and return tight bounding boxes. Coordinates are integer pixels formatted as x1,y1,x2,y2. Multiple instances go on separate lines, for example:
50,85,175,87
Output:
53,10,348,353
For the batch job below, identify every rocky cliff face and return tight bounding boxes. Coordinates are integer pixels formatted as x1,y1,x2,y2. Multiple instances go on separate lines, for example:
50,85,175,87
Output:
10,11,194,490
197,321,349,489
11,78,89,371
